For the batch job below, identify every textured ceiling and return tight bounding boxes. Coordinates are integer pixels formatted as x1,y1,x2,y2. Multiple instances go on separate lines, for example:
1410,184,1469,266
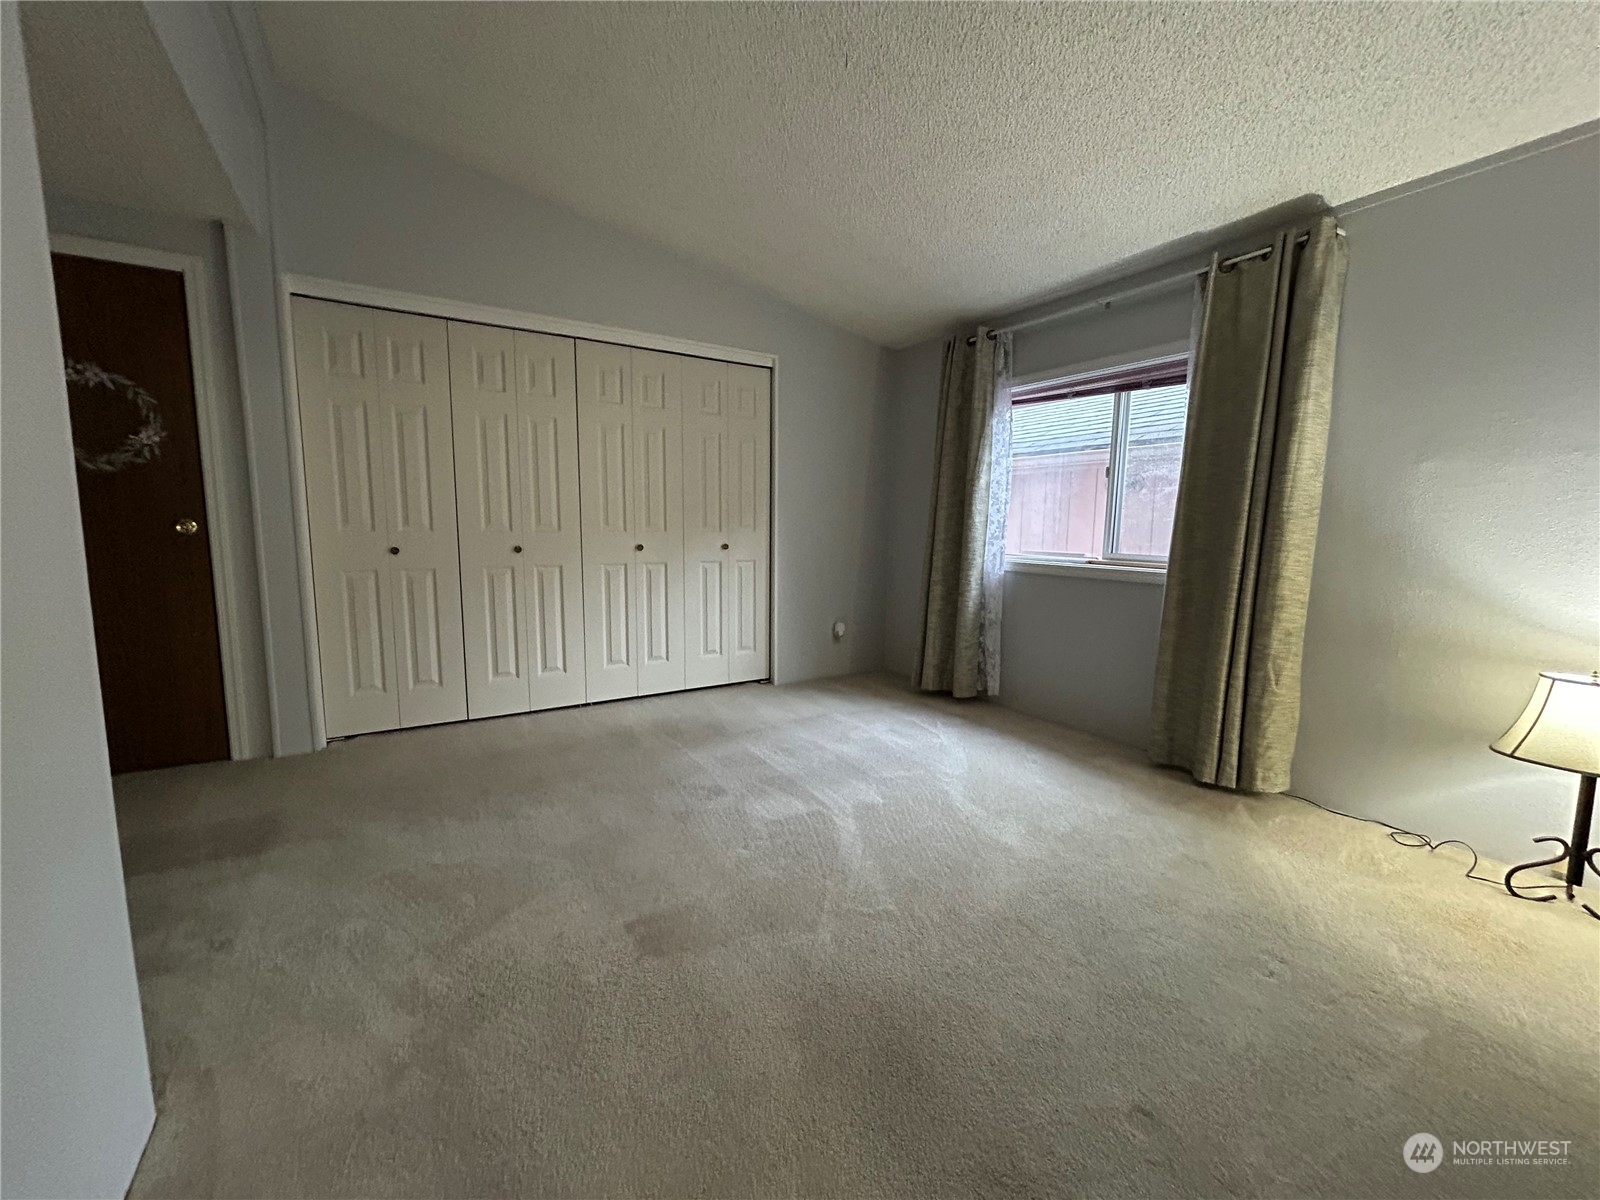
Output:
19,1,248,225
259,2,1598,347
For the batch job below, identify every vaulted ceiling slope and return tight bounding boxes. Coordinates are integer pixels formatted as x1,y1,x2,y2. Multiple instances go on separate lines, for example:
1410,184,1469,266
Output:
20,1,249,226
259,2,1598,347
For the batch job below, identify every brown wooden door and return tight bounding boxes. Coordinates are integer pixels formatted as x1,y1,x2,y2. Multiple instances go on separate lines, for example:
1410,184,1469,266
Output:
52,252,230,773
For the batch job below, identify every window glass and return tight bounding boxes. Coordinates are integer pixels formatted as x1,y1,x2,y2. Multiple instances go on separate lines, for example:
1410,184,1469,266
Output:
1005,357,1190,565
1005,392,1114,557
1113,383,1188,557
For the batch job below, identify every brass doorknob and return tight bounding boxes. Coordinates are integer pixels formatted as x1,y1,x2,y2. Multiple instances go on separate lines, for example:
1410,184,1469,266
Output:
174,518,199,536
635,543,644,551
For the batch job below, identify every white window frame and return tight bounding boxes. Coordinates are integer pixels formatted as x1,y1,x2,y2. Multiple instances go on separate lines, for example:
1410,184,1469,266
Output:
1005,349,1189,579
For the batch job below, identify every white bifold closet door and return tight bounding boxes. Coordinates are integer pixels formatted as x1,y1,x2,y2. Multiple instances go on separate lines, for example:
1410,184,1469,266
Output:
576,341,686,702
682,359,771,687
448,322,586,718
293,296,467,736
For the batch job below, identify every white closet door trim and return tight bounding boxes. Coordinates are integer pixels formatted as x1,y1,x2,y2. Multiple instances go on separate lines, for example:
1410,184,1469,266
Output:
767,361,781,686
725,364,771,684
279,277,779,745
282,275,776,368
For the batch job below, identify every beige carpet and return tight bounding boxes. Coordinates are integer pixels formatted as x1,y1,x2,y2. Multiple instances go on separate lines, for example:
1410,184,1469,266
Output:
115,675,1598,1199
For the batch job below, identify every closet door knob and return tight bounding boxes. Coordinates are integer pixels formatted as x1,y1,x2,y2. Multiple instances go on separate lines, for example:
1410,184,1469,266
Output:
512,545,523,554
388,546,399,555
720,543,729,551
635,543,644,552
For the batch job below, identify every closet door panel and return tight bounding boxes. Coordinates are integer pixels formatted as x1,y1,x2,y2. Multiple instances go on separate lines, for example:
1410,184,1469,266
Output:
396,566,450,698
681,356,730,688
597,562,631,667
450,321,530,718
482,566,524,678
527,562,575,683
375,310,466,727
335,567,394,721
632,351,684,696
302,303,763,738
726,364,771,683
293,297,400,736
515,331,586,710
578,340,638,701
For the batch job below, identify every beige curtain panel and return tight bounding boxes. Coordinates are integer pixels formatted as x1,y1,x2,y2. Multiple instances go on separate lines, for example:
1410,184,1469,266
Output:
1150,215,1349,792
915,327,1013,699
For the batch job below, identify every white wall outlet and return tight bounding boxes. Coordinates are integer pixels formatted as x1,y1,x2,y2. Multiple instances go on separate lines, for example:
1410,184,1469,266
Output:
832,621,847,641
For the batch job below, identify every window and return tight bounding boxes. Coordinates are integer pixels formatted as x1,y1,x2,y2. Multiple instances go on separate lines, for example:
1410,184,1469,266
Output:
1005,355,1189,567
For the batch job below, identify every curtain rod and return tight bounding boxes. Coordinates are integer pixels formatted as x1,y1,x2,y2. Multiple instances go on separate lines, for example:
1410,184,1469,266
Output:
968,227,1345,344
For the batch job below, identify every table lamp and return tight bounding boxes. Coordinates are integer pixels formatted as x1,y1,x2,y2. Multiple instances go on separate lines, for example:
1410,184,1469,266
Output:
1493,670,1600,903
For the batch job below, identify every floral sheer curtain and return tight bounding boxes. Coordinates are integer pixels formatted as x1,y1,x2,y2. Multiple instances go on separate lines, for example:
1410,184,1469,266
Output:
914,327,1013,699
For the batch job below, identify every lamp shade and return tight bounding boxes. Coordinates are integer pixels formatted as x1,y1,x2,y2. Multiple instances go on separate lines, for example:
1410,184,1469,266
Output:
1491,671,1600,776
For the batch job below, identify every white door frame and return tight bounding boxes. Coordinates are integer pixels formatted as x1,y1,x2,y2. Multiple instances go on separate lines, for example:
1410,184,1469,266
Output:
277,273,779,750
49,233,262,761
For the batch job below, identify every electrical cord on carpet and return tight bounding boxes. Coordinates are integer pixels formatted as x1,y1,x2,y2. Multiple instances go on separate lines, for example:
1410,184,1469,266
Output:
1282,790,1569,894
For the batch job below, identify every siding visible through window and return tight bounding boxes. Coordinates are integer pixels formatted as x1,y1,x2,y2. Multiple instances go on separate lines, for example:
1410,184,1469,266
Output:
1006,355,1189,565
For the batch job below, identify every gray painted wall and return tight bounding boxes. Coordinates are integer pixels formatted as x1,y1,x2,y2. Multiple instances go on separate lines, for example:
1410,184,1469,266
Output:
224,220,318,754
881,132,1599,864
142,0,268,231
266,89,890,685
155,2,320,757
880,337,942,678
1000,570,1166,746
1294,134,1600,863
1012,285,1195,382
1,9,156,1195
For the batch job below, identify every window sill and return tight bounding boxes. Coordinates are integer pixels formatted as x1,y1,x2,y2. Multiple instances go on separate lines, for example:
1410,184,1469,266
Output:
1005,556,1167,585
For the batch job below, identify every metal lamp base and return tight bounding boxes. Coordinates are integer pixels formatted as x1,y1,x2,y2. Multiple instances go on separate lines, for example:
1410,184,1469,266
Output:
1504,773,1599,917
